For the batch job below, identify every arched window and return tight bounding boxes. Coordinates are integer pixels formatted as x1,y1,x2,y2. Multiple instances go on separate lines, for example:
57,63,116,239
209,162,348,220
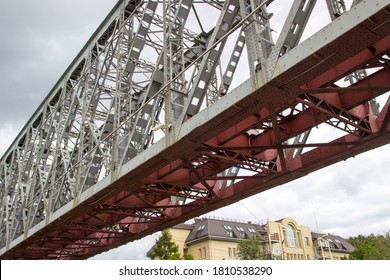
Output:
286,224,297,247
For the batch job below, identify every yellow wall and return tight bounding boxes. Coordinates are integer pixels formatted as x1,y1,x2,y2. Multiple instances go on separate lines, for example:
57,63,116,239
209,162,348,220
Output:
187,239,240,260
167,228,191,257
210,240,239,260
187,240,212,260
330,252,349,260
265,217,316,260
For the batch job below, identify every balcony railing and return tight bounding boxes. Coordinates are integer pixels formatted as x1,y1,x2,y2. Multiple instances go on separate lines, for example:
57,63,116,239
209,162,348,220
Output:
265,233,280,242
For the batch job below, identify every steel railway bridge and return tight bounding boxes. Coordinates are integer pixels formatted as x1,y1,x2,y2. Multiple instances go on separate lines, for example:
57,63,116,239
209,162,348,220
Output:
0,0,389,259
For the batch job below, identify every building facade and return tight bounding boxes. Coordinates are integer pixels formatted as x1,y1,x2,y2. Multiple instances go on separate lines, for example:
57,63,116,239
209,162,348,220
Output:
264,217,316,260
165,217,264,260
157,216,355,260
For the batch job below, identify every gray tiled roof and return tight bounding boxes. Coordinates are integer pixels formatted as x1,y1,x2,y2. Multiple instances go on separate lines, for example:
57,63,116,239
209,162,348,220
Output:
184,218,265,244
172,223,194,230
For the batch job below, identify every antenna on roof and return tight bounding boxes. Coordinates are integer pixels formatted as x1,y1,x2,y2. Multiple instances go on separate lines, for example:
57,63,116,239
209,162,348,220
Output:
239,201,262,224
312,200,327,260
311,199,320,234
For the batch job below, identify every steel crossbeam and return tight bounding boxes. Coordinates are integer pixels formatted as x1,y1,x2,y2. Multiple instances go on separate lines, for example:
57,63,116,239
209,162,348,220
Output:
0,0,389,259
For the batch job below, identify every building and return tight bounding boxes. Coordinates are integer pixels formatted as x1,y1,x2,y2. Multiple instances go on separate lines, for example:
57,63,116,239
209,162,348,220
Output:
179,217,265,260
264,217,315,260
152,216,355,260
312,232,356,260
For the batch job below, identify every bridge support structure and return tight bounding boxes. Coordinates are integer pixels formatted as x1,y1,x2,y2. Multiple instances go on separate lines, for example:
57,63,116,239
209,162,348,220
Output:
0,0,389,259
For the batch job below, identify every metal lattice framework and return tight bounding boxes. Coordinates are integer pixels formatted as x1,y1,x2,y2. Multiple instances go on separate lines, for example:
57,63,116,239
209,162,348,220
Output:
0,0,389,259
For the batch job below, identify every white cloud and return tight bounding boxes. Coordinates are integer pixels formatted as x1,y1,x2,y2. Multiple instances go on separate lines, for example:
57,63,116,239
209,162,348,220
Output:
90,235,157,260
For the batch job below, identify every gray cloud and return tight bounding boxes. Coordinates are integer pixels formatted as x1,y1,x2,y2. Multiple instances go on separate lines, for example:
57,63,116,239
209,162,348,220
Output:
0,0,118,124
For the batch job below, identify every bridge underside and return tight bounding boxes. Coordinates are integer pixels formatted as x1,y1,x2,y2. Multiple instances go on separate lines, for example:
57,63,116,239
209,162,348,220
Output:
1,2,390,259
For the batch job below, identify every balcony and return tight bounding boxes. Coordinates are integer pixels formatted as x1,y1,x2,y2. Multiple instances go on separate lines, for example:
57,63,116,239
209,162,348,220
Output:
265,233,280,242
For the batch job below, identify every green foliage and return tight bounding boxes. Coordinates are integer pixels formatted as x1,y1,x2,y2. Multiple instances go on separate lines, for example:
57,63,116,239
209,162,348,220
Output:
348,231,390,260
147,230,194,260
147,230,181,260
237,235,269,260
183,254,194,260
272,254,283,260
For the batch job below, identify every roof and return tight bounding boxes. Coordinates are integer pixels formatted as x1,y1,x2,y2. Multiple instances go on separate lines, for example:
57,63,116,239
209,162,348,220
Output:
185,217,265,244
311,232,355,252
172,223,194,230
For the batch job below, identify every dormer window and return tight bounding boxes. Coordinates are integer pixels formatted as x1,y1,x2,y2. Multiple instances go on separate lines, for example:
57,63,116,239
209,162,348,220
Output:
223,225,236,238
197,224,205,231
248,228,256,233
236,226,247,238
236,226,244,232
195,224,205,238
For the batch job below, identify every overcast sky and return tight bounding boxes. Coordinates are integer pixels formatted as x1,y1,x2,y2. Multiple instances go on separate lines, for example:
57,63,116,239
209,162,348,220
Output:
0,0,389,260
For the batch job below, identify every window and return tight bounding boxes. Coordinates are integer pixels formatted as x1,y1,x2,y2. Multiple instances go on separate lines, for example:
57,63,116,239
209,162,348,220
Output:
236,226,244,232
304,237,310,246
197,225,205,231
196,224,205,238
198,247,207,259
286,225,297,247
236,226,247,238
248,228,256,233
223,225,236,238
227,247,237,258
227,231,235,238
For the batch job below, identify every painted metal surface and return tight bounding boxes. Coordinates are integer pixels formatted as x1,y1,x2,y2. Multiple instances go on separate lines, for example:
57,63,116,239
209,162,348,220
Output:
0,0,389,259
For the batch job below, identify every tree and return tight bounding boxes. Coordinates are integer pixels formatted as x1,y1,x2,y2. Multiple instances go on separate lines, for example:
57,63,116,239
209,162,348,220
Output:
237,235,269,260
348,231,390,260
147,230,181,260
183,254,194,260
